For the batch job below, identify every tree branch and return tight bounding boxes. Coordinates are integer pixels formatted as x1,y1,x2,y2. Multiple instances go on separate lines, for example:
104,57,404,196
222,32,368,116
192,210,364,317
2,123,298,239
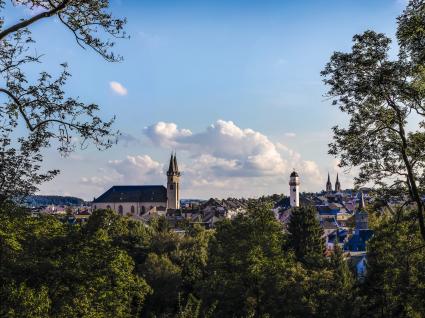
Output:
0,0,71,41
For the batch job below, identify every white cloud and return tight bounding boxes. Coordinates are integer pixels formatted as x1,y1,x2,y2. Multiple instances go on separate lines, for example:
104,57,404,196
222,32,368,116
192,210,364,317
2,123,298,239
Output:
142,120,324,196
109,81,128,96
83,120,328,198
144,122,192,148
108,155,163,183
145,120,286,177
81,155,164,191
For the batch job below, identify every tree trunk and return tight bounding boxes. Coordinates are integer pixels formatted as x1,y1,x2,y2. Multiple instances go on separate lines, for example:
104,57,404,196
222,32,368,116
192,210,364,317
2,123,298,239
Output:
397,120,425,242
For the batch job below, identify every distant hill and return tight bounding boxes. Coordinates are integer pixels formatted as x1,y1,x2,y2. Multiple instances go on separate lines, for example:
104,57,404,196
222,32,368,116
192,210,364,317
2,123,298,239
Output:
24,195,85,207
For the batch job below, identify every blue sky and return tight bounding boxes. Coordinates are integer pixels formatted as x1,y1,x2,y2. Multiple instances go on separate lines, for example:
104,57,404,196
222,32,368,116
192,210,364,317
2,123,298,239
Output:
3,0,407,199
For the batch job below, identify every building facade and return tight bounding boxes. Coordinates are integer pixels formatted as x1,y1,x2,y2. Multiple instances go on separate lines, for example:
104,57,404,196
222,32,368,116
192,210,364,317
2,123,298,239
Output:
92,154,181,216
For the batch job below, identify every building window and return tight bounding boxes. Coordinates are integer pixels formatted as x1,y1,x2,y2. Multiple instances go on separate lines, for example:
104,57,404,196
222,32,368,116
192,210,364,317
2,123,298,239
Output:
118,205,123,215
170,184,174,190
131,205,135,214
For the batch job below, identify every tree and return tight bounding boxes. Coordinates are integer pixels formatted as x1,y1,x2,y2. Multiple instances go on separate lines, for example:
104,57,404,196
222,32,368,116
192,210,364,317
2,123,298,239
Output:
0,0,127,201
321,0,425,241
201,201,311,317
397,0,425,65
0,206,152,317
287,205,326,268
360,211,425,317
0,282,51,318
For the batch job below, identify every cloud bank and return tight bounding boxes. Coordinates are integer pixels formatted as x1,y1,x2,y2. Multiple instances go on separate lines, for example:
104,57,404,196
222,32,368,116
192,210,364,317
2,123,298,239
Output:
82,120,327,198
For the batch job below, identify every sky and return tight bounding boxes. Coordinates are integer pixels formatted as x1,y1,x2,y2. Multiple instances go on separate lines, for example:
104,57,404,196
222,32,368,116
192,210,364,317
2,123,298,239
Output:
3,0,408,200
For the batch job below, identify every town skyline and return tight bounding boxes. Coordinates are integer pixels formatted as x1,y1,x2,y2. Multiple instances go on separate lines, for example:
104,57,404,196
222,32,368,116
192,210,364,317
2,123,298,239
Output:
8,0,406,200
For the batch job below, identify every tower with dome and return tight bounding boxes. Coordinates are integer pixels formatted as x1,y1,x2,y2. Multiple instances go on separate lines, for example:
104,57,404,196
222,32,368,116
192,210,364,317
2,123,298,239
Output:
289,170,300,207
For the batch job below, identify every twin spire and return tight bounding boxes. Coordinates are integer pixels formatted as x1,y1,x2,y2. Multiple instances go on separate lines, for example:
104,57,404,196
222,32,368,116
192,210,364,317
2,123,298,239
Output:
326,172,341,192
167,152,180,176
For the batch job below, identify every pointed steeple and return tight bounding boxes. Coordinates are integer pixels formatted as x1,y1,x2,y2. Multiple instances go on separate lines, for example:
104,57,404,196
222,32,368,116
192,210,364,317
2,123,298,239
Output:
167,153,175,175
167,152,181,176
335,173,341,192
358,191,365,210
173,152,179,173
326,172,333,192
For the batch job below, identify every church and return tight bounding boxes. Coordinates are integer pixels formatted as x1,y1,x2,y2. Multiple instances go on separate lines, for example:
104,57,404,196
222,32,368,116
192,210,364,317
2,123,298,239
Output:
92,154,181,216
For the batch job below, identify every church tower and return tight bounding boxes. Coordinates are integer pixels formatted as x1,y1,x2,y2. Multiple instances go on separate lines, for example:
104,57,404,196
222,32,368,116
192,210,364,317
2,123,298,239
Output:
289,171,300,207
355,191,368,235
335,173,341,192
326,172,333,192
167,153,180,210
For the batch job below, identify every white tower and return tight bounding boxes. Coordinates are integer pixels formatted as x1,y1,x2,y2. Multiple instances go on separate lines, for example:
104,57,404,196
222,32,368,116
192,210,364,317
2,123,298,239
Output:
289,170,300,207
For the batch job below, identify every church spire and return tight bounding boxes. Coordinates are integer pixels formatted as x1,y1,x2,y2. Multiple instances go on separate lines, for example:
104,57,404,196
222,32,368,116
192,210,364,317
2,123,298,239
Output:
335,173,341,192
167,152,180,176
358,191,366,210
326,172,333,192
166,152,181,210
167,152,175,175
173,152,179,173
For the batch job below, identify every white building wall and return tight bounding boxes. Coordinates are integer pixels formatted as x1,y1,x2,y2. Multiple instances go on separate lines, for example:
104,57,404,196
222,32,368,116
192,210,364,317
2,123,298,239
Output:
92,201,167,216
290,185,300,207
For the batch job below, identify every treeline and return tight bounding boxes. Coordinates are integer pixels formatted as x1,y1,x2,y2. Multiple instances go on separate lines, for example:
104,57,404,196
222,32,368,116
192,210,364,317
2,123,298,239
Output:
23,195,85,207
1,201,424,317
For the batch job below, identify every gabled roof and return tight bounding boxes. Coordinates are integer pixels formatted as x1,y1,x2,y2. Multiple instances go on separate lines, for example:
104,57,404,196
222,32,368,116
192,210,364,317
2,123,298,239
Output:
93,185,167,203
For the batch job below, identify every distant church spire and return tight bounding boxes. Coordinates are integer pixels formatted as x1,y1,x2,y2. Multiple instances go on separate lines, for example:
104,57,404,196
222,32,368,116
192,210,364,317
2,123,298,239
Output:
355,191,368,234
326,172,333,192
335,173,341,192
358,191,366,210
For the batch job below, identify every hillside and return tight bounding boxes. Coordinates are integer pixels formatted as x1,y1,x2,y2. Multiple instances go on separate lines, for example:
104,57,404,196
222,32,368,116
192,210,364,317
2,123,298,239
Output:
24,195,85,207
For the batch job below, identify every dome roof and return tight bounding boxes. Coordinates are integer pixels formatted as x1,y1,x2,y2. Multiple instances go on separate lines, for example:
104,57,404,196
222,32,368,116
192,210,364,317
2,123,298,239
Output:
290,171,299,177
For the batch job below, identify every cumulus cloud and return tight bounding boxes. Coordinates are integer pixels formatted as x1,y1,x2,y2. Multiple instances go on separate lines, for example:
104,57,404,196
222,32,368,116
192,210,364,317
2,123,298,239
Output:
109,81,128,96
145,120,286,177
83,120,326,198
108,155,163,183
144,122,192,148
143,120,323,195
81,155,164,190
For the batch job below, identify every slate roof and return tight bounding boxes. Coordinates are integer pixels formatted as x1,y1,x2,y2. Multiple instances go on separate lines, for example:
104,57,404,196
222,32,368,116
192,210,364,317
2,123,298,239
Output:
344,229,374,252
93,185,167,203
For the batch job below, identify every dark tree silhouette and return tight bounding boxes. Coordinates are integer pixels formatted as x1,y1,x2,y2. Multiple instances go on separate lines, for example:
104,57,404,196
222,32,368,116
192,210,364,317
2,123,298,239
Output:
0,0,127,201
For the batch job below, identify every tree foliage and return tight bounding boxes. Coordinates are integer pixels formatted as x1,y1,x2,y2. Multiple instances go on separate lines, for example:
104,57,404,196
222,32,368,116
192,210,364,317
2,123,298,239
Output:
0,0,126,200
321,0,425,241
287,205,326,268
